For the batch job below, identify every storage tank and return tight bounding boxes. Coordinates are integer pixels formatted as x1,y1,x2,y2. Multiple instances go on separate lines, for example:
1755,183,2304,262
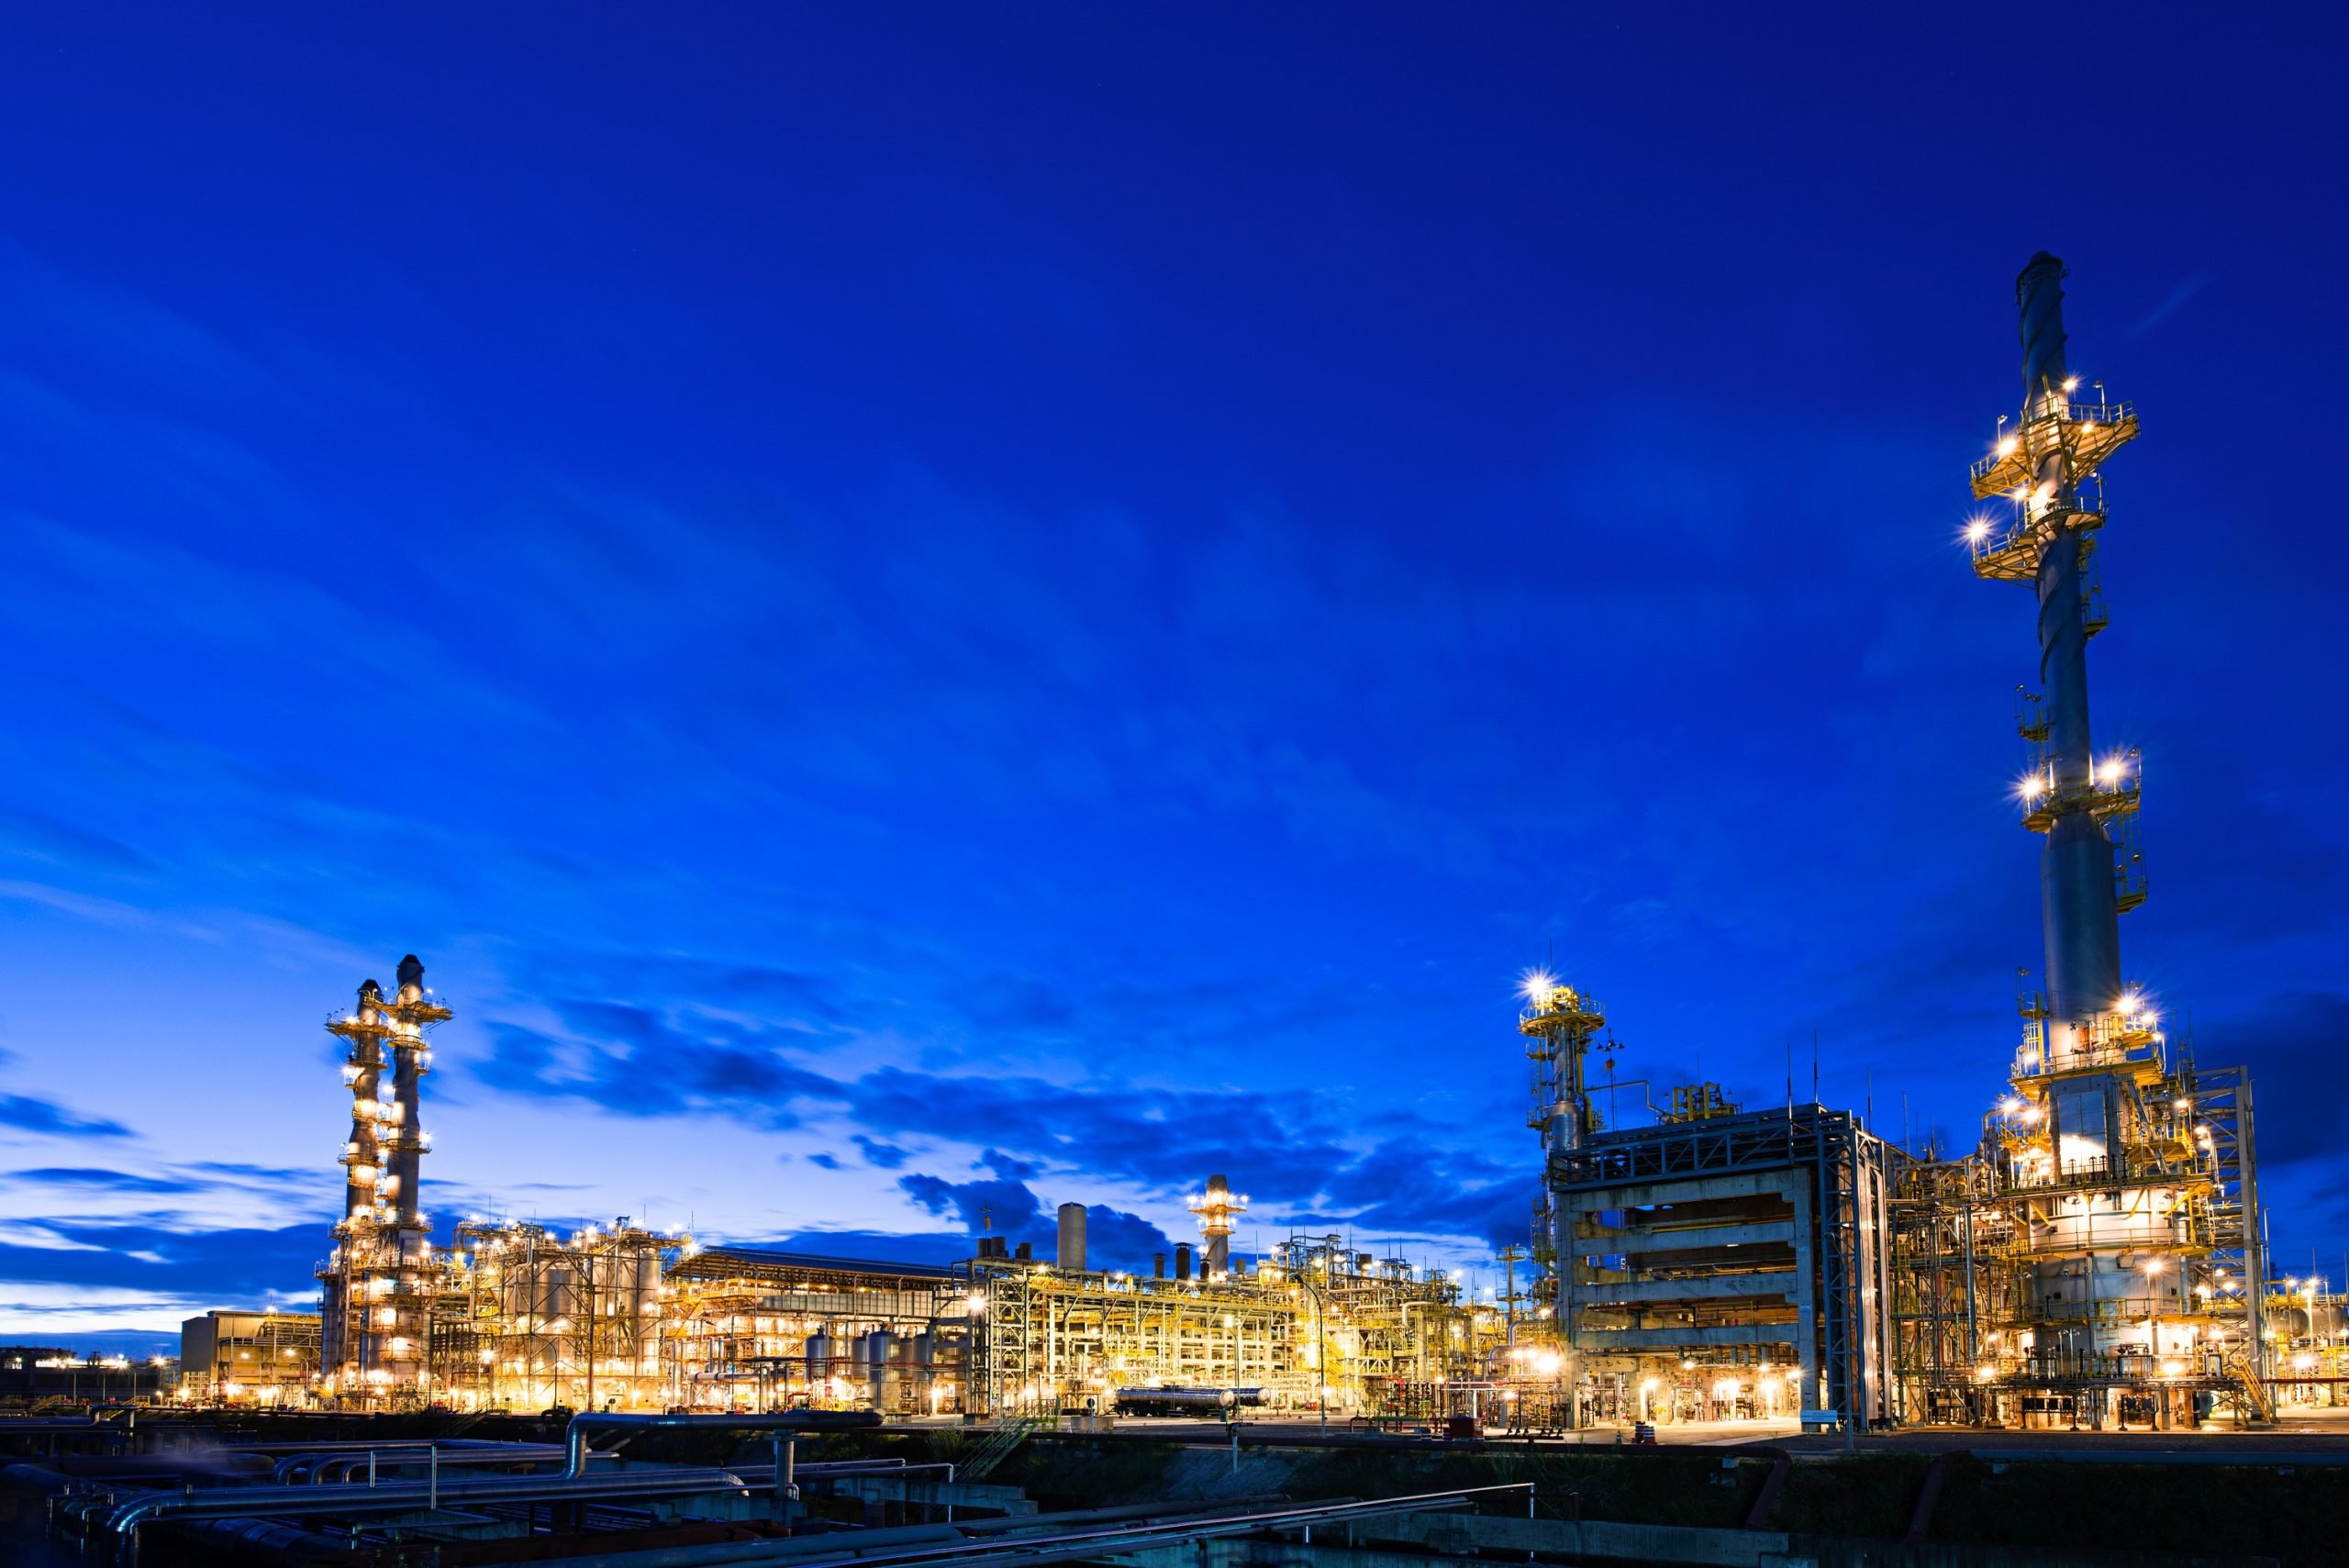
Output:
634,1251,662,1323
1056,1203,1087,1271
867,1329,896,1410
1174,1243,1192,1281
543,1264,573,1329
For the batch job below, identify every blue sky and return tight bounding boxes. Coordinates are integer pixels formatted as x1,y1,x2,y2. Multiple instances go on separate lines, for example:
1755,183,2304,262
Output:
3,7,2346,1348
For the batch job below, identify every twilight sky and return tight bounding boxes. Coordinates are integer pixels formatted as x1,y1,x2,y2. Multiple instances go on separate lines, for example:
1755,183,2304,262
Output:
3,8,2345,1349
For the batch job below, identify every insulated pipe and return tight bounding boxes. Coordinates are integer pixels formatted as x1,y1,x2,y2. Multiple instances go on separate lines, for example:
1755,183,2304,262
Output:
2017,253,2122,1039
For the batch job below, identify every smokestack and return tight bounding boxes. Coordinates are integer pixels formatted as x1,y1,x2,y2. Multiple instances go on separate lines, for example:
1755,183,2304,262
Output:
1152,1252,1166,1279
2014,253,2124,1043
1014,1240,1032,1262
1056,1202,1087,1272
1174,1242,1192,1281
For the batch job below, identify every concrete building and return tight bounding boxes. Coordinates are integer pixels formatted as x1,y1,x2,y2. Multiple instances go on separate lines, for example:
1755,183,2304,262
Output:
178,1310,320,1405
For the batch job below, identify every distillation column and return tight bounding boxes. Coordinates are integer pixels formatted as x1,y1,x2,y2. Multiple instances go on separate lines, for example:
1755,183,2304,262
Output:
2017,256,2124,1058
318,954,451,1404
1962,256,2264,1425
321,977,392,1385
385,957,431,1266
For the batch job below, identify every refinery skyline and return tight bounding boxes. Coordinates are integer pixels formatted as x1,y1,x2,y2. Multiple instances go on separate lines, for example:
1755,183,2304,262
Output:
3,10,2345,1349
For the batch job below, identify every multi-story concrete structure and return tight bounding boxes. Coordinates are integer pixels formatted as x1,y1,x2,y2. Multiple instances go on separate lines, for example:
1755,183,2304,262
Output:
178,1310,320,1405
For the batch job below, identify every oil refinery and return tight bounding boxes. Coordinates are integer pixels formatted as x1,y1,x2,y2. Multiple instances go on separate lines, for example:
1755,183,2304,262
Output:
119,259,2285,1439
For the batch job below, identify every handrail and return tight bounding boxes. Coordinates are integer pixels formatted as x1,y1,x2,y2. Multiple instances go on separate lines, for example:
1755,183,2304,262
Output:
106,1465,751,1539
561,1407,878,1476
756,1483,1539,1568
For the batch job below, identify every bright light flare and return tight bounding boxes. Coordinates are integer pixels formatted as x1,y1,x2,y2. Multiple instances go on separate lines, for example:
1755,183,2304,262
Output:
2063,376,2080,394
1519,967,1558,1005
1996,436,2020,458
1964,515,1992,545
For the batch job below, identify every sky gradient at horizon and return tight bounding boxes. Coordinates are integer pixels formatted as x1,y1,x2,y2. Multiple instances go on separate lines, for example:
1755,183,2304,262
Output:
3,7,2345,1347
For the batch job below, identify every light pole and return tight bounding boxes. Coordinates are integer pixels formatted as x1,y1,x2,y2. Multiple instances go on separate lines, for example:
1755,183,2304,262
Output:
1223,1314,1238,1420
1292,1272,1330,1435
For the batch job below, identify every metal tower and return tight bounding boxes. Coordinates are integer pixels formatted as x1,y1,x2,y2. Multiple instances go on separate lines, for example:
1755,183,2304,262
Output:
1965,251,2144,1048
1520,973,1604,1409
1956,256,2266,1428
318,954,451,1403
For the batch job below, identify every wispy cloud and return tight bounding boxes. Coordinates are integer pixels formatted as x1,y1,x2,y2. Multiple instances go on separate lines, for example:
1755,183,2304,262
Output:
0,1095,131,1140
2129,277,2203,338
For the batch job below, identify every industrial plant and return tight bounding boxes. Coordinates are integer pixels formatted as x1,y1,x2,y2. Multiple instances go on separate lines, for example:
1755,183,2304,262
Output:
122,259,2288,1448
0,257,2260,1460
5,252,2339,1568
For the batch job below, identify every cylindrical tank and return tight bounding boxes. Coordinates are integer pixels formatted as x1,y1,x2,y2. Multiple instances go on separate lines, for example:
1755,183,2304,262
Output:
1014,1241,1032,1262
867,1330,896,1409
542,1265,573,1326
504,1258,531,1324
806,1330,833,1391
635,1252,662,1314
1174,1243,1192,1281
1152,1253,1166,1278
909,1331,935,1413
1056,1203,1087,1272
